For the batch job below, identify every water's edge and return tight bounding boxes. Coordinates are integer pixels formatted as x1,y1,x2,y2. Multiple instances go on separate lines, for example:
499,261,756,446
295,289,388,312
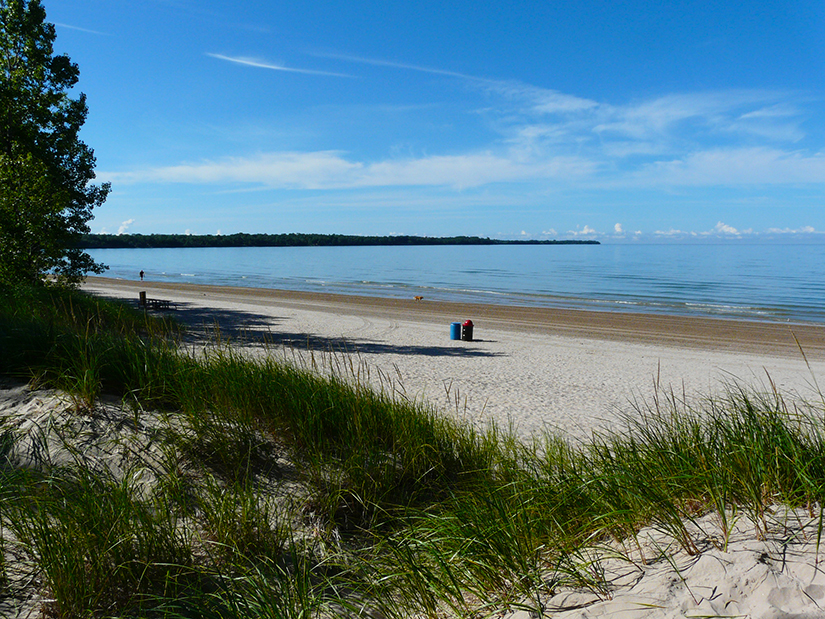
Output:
88,244,825,325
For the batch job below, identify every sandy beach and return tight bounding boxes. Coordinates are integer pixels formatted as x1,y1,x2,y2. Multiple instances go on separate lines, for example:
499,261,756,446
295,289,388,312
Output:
83,276,825,441
3,277,824,617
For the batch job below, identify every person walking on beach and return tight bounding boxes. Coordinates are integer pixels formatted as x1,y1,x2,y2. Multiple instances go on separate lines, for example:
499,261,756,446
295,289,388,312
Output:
139,270,144,281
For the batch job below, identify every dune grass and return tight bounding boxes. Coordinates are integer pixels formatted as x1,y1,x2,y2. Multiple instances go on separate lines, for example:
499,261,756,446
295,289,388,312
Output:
1,283,825,617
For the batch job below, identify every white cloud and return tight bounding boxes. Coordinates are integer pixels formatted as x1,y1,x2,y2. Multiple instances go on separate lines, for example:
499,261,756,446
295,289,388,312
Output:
290,56,814,188
207,53,352,78
739,104,799,120
317,56,597,122
568,225,598,236
600,141,666,158
712,222,740,235
309,51,484,82
590,92,798,144
54,22,110,36
532,92,600,115
766,225,818,234
507,89,801,148
99,68,824,198
117,219,134,235
490,82,599,115
497,86,818,187
575,225,822,242
614,223,623,234
102,151,595,190
542,228,557,236
105,152,361,188
630,148,825,187
358,153,592,188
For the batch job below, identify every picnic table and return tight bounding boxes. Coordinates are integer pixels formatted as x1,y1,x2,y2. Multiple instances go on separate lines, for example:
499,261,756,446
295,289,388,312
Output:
139,291,175,311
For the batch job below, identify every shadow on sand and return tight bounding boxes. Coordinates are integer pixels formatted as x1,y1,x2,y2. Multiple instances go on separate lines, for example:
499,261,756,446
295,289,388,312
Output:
138,299,503,359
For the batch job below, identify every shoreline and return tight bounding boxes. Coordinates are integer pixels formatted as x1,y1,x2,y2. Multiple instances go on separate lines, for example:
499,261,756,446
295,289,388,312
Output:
84,275,825,359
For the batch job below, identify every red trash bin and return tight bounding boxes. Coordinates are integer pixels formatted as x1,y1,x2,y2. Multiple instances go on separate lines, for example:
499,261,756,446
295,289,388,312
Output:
461,320,474,341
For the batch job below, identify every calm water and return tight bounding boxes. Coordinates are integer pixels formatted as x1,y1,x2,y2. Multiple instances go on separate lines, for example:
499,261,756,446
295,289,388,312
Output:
87,244,825,324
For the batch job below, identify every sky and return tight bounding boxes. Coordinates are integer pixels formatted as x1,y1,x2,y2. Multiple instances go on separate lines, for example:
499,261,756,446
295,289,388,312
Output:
44,0,825,242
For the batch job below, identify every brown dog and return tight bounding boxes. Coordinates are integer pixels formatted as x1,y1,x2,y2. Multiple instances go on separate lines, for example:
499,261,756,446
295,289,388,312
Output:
414,296,424,301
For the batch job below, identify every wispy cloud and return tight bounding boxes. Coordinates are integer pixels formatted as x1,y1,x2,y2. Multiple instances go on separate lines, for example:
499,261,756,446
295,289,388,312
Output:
201,49,825,191
766,225,817,234
485,81,599,115
107,152,360,188
107,48,824,195
206,53,353,78
505,89,806,154
631,147,825,186
306,53,807,160
488,85,822,188
357,152,593,188
309,51,489,82
102,139,825,193
102,150,595,190
53,22,111,36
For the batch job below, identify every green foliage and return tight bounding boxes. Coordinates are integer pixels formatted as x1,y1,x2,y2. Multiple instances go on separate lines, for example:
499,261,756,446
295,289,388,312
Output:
7,467,194,618
0,282,179,398
0,0,109,286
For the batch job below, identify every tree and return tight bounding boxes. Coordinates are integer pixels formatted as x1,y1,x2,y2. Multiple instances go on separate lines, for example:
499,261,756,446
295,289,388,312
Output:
0,0,109,286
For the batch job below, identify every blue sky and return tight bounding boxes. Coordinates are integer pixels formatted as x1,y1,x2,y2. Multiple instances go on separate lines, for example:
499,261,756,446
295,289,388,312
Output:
46,0,825,242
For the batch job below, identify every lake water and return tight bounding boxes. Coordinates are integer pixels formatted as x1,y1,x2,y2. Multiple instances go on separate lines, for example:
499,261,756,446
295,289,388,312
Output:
87,244,825,324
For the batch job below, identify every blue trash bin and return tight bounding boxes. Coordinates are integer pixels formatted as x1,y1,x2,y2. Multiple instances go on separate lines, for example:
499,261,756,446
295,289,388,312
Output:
450,322,462,340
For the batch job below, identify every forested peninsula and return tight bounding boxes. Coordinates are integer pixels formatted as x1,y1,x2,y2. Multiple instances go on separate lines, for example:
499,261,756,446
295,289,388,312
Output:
78,233,600,249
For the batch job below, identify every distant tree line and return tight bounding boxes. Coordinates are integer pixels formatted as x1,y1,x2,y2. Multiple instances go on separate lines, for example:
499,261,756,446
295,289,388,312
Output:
77,233,599,249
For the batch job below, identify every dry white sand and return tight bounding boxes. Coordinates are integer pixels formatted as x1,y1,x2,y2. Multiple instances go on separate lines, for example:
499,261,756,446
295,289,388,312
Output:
507,505,825,618
84,277,825,442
